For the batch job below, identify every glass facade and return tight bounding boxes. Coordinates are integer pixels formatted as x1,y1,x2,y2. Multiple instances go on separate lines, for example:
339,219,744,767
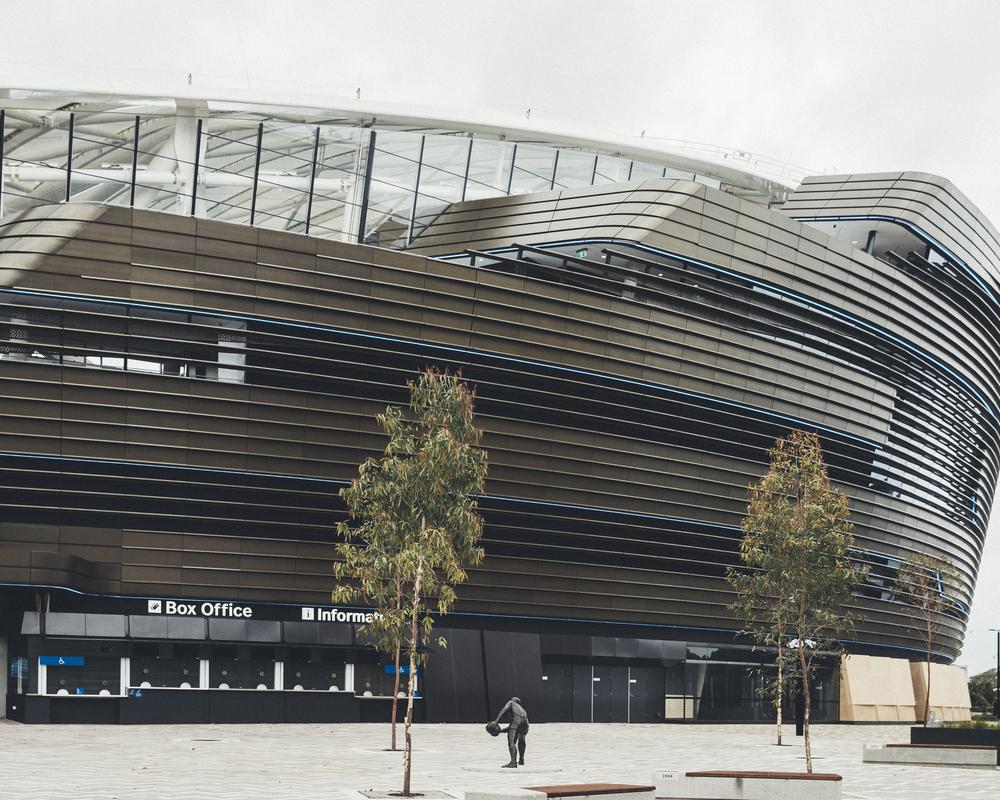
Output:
541,644,839,723
209,646,276,690
44,656,121,696
0,104,774,248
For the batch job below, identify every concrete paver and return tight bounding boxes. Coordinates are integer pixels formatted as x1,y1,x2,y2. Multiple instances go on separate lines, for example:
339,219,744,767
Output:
1,720,997,800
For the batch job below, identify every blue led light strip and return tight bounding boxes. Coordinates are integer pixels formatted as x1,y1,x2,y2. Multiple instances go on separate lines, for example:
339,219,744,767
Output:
0,285,880,449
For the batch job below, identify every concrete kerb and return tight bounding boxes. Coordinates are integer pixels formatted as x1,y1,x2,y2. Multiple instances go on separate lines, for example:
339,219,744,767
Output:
465,785,654,800
653,769,842,800
862,743,998,769
465,791,547,800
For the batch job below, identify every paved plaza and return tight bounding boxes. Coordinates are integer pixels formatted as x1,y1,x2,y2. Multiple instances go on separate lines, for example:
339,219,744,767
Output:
1,720,997,800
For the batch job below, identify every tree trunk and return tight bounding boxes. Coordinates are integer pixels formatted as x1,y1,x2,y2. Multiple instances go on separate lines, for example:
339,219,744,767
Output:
798,633,812,773
775,643,783,746
391,643,402,749
391,582,403,750
924,616,932,726
401,565,423,797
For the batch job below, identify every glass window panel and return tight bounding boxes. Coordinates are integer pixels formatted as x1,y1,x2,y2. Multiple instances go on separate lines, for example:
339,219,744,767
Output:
309,126,366,242
411,135,470,240
196,117,263,225
130,656,200,688
69,112,137,207
209,646,275,690
464,139,514,201
132,115,189,214
252,123,319,234
364,130,422,249
2,110,73,216
284,653,346,691
593,155,631,186
629,161,665,182
663,166,697,181
554,150,599,189
46,656,121,696
509,144,556,195
354,661,416,698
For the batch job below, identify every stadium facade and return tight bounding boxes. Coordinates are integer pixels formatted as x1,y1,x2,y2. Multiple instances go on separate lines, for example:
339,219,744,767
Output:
0,88,993,724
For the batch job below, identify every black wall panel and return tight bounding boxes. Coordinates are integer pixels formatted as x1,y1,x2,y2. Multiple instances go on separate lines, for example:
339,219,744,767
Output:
119,690,211,724
483,630,543,721
424,627,488,723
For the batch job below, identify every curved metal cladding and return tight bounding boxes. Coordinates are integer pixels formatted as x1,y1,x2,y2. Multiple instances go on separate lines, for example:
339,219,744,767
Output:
0,172,995,662
407,175,1000,660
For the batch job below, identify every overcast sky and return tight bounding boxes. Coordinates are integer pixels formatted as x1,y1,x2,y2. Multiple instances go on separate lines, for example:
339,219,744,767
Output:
3,0,1000,673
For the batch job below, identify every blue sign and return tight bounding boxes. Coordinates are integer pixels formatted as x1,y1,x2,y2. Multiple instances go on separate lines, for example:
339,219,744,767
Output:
384,664,421,675
40,656,84,666
75,687,84,695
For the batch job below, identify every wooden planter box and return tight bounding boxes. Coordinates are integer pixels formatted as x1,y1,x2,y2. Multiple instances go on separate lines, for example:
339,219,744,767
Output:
910,727,1000,764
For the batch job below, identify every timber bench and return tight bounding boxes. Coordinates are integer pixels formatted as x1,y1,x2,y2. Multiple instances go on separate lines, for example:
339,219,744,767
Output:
654,769,842,799
863,743,997,769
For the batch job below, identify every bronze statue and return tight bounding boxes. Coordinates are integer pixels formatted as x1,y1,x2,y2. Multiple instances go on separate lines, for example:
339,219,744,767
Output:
492,696,529,768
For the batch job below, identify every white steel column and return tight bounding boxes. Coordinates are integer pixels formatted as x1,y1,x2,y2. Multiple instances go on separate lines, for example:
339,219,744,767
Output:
173,104,202,214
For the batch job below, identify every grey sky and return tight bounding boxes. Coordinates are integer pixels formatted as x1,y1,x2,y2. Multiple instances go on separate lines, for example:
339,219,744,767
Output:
3,0,999,673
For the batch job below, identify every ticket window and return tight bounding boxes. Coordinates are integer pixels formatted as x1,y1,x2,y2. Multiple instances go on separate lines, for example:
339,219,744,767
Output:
209,645,276,690
129,644,201,689
354,662,416,698
41,656,123,696
283,648,346,692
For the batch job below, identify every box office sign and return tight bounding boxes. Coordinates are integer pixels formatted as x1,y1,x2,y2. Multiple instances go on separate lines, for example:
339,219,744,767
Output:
148,599,253,618
143,598,378,623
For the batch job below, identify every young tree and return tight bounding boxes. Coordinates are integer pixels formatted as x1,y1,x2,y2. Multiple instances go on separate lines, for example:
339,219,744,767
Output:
332,530,408,749
730,430,866,772
334,368,488,796
729,558,796,745
895,553,959,726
